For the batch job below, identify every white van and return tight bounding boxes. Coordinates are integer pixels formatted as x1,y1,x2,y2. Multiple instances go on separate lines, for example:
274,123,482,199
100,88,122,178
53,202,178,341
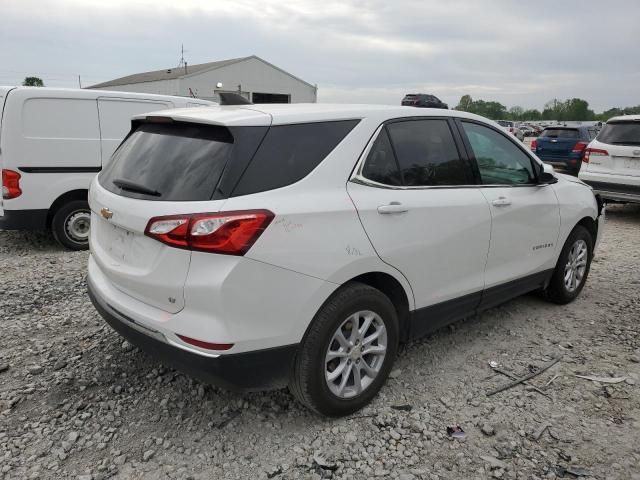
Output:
0,87,212,249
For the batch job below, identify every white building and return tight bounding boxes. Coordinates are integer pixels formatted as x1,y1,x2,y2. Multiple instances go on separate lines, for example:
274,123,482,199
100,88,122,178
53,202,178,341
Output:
89,55,317,104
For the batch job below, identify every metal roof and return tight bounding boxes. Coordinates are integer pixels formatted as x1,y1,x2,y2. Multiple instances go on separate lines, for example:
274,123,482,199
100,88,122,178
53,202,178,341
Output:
87,55,315,89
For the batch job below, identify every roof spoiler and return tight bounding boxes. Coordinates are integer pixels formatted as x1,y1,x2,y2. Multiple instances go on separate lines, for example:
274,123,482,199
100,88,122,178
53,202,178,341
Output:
218,92,253,105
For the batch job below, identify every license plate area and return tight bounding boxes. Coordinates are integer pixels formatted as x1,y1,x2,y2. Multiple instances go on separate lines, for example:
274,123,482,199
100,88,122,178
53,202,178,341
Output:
106,223,135,262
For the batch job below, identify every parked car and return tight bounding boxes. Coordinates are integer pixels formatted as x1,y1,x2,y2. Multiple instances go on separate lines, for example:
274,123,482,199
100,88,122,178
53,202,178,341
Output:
0,87,212,249
87,104,604,416
519,125,536,137
496,120,524,141
579,115,640,204
531,126,598,176
401,94,448,109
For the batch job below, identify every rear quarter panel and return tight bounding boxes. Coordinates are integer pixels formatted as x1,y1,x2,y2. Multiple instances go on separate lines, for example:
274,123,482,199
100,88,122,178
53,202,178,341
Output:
221,116,416,312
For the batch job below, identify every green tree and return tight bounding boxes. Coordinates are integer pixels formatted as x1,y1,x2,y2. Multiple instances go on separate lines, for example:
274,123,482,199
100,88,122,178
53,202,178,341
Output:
456,94,474,112
564,98,595,121
22,76,45,87
508,106,524,121
522,109,542,121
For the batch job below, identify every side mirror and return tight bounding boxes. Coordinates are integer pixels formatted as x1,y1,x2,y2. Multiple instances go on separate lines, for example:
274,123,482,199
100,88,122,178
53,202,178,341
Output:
538,171,558,185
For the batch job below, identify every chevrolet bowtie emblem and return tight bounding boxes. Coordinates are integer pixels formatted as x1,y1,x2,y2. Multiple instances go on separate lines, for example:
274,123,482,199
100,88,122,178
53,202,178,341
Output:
100,207,113,219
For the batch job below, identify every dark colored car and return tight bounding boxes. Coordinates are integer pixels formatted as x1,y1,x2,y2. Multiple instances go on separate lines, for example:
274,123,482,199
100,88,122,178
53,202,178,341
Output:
531,126,598,175
401,94,448,109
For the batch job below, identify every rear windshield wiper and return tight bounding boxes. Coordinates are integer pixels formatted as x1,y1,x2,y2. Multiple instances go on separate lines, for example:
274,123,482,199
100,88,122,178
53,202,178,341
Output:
112,178,161,197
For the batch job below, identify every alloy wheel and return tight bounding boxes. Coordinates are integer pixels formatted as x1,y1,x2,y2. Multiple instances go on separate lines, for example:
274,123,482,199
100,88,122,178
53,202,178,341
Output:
563,239,588,293
325,310,387,399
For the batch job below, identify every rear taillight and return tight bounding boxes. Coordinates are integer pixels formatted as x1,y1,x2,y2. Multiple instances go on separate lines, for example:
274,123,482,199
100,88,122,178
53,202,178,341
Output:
531,139,538,151
2,169,22,199
582,147,609,163
509,127,514,133
571,141,588,153
144,210,274,255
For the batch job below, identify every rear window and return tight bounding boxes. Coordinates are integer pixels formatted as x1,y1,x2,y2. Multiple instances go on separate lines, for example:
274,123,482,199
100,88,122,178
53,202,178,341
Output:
540,128,580,139
597,121,640,146
99,122,235,201
231,120,359,196
497,121,512,127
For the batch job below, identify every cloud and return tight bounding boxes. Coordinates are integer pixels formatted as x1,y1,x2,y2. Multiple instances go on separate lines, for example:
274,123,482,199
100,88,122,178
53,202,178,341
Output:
0,0,638,111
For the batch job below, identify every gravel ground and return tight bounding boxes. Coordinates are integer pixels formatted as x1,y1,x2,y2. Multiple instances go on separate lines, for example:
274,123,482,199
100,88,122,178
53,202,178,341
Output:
1,205,639,480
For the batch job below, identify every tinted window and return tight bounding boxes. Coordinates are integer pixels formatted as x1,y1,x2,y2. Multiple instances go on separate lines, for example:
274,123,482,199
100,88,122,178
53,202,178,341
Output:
99,122,234,201
597,121,640,146
232,120,359,196
540,128,580,139
462,122,535,185
386,120,471,186
361,128,402,186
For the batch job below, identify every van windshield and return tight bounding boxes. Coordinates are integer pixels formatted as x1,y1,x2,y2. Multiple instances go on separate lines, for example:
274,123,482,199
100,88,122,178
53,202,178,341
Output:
99,122,234,201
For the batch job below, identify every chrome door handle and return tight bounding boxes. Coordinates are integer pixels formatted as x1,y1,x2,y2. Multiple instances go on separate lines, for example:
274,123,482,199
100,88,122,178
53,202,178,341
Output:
377,202,408,214
492,196,512,207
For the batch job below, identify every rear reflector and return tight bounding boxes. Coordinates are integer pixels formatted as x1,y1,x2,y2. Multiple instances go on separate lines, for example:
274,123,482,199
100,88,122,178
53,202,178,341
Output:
582,147,609,163
176,334,233,351
145,209,274,255
572,141,589,153
2,169,22,199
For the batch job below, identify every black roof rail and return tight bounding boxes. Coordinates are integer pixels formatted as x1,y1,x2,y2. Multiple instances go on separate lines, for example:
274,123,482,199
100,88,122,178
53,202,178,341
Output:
218,92,253,105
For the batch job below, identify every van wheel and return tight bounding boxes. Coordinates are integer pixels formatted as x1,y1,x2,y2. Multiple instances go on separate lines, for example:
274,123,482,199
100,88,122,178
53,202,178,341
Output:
51,200,91,251
289,282,399,417
542,225,593,304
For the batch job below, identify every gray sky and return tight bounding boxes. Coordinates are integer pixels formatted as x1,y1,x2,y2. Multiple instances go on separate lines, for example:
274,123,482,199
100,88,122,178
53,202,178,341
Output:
1,0,637,112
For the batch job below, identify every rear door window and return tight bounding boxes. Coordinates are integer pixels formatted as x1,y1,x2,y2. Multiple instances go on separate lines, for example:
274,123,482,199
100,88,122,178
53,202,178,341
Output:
232,120,359,196
597,121,640,146
386,119,472,186
361,128,402,186
99,122,234,201
461,122,536,185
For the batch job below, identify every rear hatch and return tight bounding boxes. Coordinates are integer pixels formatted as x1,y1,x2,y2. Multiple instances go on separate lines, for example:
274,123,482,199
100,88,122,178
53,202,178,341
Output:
535,128,584,159
90,118,268,313
585,120,640,177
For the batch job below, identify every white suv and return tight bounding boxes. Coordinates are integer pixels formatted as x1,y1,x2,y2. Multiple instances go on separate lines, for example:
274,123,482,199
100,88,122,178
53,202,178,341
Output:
87,104,604,416
579,115,640,204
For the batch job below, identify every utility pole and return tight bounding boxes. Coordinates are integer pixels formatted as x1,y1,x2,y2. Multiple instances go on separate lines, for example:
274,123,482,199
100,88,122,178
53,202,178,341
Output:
78,75,82,88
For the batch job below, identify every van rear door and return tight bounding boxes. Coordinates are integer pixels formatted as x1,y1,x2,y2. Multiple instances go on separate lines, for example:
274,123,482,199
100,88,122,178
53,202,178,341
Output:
0,86,17,216
97,97,174,166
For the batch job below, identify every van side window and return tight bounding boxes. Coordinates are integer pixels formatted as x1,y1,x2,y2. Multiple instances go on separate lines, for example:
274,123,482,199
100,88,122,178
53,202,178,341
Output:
461,122,535,185
386,119,472,186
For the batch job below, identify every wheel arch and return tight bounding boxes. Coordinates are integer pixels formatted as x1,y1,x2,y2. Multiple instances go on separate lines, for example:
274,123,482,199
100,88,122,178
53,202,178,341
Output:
46,189,89,228
346,272,412,342
576,215,597,245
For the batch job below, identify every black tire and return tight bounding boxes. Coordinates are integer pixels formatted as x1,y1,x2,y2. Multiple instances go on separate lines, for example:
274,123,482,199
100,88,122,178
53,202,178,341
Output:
289,282,399,417
51,200,91,251
542,225,593,304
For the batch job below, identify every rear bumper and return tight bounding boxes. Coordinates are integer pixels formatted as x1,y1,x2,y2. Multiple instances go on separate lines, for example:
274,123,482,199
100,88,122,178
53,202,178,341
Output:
538,156,582,172
583,180,640,204
0,209,48,230
88,276,298,391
